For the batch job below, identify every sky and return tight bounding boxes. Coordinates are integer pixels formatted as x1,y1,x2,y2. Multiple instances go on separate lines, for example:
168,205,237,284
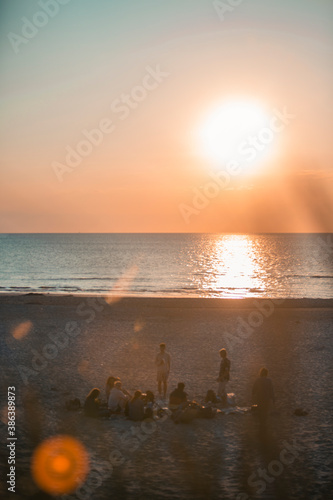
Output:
0,0,332,233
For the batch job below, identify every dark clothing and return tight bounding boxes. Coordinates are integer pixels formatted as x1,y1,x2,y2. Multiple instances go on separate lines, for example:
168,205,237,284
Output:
128,398,145,421
252,376,274,425
219,358,230,381
252,377,275,405
84,398,101,418
169,388,187,406
84,397,109,418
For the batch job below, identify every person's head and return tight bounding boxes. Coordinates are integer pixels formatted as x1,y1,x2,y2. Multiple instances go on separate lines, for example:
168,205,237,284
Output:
106,376,117,388
145,390,155,403
133,390,142,400
159,343,166,352
114,381,122,389
219,348,227,359
87,388,100,400
177,382,185,391
259,367,268,377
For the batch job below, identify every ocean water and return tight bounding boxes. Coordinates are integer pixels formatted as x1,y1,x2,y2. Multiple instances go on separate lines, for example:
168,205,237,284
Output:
0,233,332,298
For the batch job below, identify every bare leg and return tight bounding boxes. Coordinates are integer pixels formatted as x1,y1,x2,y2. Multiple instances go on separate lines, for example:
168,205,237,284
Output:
163,381,167,399
158,381,162,396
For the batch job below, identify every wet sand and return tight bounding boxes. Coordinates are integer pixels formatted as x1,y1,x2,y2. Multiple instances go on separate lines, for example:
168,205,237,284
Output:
0,294,332,499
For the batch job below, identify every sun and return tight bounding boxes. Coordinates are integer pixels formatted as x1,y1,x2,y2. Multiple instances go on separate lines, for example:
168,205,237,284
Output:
198,99,277,173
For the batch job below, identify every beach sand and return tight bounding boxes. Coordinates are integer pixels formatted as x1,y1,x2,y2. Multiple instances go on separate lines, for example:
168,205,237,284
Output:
0,294,332,499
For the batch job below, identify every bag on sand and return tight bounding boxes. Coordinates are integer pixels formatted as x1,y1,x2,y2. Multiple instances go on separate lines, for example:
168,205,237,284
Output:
198,406,216,419
172,401,201,424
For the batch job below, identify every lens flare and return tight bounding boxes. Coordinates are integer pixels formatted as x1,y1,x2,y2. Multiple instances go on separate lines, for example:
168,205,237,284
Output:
31,435,89,495
12,320,33,339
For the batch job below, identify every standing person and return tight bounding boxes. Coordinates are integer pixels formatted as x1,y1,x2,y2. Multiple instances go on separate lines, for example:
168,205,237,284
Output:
155,342,170,399
252,367,275,427
216,348,230,406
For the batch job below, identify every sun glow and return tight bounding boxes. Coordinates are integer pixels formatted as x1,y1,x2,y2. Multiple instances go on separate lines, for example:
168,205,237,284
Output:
199,99,278,173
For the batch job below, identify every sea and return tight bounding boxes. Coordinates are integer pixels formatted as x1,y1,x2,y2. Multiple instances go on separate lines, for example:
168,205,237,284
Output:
0,233,332,299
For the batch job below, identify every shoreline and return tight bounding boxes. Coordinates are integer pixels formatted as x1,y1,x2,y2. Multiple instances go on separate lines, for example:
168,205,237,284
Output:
0,293,333,309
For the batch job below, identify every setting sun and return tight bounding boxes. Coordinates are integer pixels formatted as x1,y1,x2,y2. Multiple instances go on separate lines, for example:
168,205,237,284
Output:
198,99,278,174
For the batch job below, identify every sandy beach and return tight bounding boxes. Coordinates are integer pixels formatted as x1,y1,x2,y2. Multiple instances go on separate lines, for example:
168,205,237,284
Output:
0,294,332,500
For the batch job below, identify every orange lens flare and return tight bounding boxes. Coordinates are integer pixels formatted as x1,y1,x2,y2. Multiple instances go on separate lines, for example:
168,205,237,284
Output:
12,320,33,340
31,435,89,495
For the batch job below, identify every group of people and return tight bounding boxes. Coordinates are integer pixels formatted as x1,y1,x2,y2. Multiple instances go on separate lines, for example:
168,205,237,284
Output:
84,375,155,421
83,343,275,425
155,343,275,423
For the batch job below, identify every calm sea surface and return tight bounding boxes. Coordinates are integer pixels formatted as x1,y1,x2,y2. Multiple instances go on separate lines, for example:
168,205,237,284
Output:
0,234,332,298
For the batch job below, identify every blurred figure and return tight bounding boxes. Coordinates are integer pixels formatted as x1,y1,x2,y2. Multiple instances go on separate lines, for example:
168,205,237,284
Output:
108,381,130,413
84,388,109,418
105,375,120,400
252,367,275,427
128,390,145,421
169,382,188,410
216,348,230,406
142,390,155,418
155,342,171,398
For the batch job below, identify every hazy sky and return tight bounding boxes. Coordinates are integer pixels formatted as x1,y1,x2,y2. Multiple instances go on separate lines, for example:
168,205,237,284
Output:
1,0,332,232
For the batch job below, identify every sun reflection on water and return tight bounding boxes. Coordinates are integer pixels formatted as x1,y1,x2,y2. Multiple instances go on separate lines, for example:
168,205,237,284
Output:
194,235,266,298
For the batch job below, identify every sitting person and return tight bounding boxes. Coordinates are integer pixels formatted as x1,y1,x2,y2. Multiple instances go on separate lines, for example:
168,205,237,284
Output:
205,389,217,404
128,390,146,421
143,390,155,405
169,382,188,410
108,380,130,413
84,388,109,418
105,375,120,400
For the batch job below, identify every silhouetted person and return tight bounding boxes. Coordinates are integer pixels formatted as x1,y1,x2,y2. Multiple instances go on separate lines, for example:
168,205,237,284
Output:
252,367,275,427
155,342,170,398
84,388,109,418
216,348,230,406
128,390,145,421
169,382,187,410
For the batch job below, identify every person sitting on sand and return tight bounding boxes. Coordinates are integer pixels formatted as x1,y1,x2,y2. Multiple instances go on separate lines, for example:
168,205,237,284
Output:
105,375,120,400
128,390,146,421
216,348,230,406
108,380,130,413
143,390,155,405
84,388,109,418
155,342,171,399
169,382,188,410
252,367,275,426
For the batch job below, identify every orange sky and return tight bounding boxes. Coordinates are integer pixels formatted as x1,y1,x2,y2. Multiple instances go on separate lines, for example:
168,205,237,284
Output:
1,1,332,232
